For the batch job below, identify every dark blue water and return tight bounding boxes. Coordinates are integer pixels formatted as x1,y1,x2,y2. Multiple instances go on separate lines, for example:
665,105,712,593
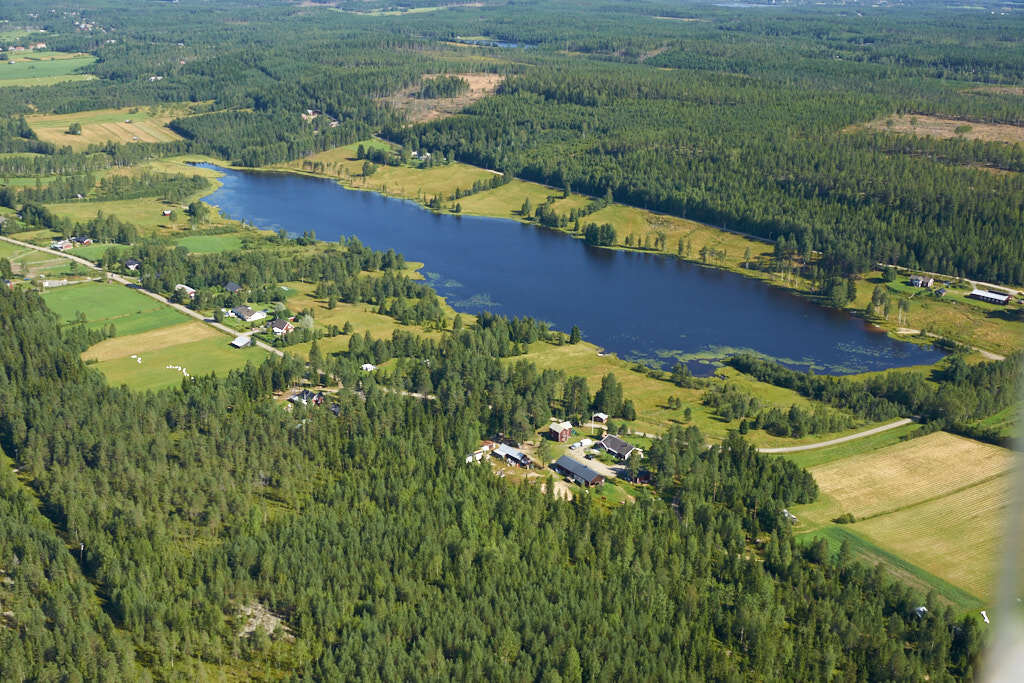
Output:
198,165,943,375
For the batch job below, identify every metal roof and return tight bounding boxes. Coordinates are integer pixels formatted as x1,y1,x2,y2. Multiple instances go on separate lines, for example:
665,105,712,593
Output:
554,455,604,484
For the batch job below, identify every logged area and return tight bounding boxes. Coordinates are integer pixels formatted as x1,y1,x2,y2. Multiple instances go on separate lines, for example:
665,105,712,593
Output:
857,114,1024,145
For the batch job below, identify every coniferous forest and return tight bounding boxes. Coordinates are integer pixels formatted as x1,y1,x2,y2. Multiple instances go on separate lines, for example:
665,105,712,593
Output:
0,0,1021,679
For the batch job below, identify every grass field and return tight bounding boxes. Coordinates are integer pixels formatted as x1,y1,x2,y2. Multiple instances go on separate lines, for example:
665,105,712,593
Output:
70,243,126,262
175,234,244,253
42,281,190,336
46,197,189,233
793,431,1016,605
0,54,96,88
783,421,923,469
93,333,268,392
26,105,186,152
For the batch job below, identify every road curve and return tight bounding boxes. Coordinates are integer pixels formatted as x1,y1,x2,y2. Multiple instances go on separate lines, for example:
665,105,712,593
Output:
757,418,913,454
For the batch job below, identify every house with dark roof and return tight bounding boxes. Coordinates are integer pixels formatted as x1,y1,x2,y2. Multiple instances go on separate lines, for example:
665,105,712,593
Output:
599,434,636,460
270,319,294,335
493,443,533,469
553,455,605,487
225,282,243,293
289,389,324,406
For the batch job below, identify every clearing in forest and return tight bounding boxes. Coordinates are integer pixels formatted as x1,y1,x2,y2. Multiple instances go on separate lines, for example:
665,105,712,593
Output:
855,114,1024,145
26,105,186,152
379,72,505,123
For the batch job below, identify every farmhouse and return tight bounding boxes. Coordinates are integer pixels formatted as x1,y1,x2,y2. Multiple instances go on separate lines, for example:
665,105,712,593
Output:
230,335,250,348
553,455,605,487
71,236,92,246
909,275,933,288
225,282,243,294
599,434,636,460
174,284,197,299
124,258,141,271
549,420,573,442
493,443,533,469
968,288,1010,305
270,319,294,335
231,306,266,323
290,389,324,406
50,239,72,251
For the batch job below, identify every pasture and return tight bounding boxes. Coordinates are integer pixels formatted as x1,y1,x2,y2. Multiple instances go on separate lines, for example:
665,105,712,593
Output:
0,242,75,277
0,54,96,88
42,281,189,336
26,105,185,151
46,197,188,233
92,333,268,392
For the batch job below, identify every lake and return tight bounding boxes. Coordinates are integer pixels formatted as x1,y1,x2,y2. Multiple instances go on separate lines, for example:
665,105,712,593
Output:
198,165,943,375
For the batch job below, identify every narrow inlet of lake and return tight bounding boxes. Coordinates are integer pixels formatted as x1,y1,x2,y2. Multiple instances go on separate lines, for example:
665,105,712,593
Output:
198,165,943,374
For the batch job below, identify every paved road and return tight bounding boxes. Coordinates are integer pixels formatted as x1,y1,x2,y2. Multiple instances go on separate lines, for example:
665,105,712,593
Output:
757,418,913,454
0,235,284,357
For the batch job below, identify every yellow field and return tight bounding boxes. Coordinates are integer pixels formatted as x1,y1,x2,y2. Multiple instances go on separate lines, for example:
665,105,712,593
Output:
26,105,186,152
854,474,1013,600
810,431,1013,520
83,321,218,362
793,431,1018,603
856,113,1024,145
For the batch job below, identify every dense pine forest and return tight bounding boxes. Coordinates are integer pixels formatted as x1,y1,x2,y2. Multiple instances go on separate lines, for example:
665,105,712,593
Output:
0,276,986,680
0,0,1021,678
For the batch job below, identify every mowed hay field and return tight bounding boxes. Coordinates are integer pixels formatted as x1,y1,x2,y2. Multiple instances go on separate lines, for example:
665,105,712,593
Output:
92,332,268,392
798,431,1017,602
27,105,184,152
42,281,190,336
83,321,218,362
854,474,1014,600
809,431,1013,520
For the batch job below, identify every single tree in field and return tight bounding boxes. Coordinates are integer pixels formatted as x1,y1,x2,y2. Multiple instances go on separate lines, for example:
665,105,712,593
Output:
67,122,82,135
569,325,581,344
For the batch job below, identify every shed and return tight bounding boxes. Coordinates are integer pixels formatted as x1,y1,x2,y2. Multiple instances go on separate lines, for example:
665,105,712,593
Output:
968,288,1010,305
599,434,636,460
230,336,250,348
361,363,377,372
553,455,605,487
549,420,573,442
174,284,196,299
